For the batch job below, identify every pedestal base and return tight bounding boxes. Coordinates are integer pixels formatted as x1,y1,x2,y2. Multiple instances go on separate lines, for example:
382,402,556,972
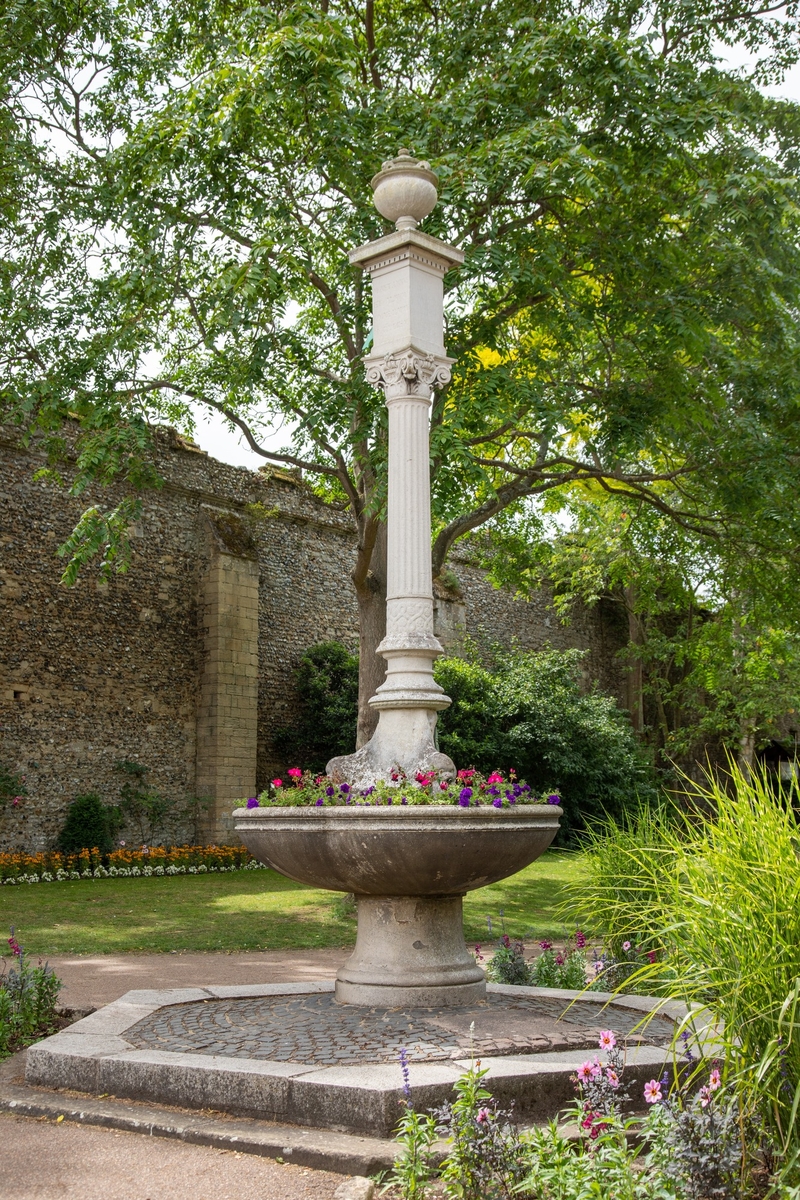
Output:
327,706,454,791
335,894,486,1007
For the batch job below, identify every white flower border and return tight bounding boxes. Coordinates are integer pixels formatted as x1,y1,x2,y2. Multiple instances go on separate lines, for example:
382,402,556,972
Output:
1,861,268,886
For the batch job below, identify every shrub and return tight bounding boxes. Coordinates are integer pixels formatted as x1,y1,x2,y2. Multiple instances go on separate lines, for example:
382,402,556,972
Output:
116,760,174,844
273,641,359,774
0,762,26,808
435,648,658,838
0,929,61,1057
58,793,121,854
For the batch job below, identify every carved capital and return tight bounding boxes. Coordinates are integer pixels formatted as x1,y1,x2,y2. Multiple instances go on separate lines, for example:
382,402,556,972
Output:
365,352,452,401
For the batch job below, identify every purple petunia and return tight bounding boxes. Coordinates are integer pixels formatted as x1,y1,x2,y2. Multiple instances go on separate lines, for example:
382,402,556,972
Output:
492,797,503,808
458,787,473,807
315,798,324,806
546,793,561,805
246,797,259,809
340,783,351,794
325,785,335,796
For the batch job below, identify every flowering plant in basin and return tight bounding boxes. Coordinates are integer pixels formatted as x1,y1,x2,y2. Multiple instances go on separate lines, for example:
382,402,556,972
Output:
234,768,562,809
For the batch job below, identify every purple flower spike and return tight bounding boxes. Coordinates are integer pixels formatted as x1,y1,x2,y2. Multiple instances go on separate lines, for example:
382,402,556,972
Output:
246,797,259,809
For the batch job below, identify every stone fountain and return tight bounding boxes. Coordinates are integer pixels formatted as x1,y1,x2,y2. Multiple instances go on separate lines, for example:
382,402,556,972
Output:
235,151,561,1008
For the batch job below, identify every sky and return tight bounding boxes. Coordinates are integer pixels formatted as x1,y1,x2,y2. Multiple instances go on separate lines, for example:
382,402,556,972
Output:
189,45,800,471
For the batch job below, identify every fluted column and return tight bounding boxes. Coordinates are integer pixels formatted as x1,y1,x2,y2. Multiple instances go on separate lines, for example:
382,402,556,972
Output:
326,152,464,788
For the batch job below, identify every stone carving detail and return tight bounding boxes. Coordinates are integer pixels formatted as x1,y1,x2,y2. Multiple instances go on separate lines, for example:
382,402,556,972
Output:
366,352,452,400
386,597,435,637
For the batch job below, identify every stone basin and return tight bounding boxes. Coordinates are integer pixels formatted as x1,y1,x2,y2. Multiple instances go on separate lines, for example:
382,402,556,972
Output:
235,804,561,1008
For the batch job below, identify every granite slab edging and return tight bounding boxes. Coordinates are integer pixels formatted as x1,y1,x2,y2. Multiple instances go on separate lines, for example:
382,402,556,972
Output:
25,982,689,1138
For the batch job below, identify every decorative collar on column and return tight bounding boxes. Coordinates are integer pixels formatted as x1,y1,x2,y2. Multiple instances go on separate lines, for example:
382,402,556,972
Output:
365,351,454,401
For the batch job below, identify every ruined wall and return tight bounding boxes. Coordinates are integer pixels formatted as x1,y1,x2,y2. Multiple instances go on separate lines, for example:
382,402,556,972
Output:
0,427,626,850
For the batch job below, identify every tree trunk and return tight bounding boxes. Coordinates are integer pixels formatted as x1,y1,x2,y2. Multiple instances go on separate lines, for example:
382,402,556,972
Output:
624,585,644,733
738,725,756,777
354,522,387,747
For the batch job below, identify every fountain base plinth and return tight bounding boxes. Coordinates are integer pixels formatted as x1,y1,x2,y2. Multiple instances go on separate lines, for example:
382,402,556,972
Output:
335,894,485,1007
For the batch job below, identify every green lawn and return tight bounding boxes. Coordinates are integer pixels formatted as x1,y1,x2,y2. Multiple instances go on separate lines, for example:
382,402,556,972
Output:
0,850,583,956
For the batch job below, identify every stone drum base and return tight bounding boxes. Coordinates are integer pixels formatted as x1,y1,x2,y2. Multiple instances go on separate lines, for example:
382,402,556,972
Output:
26,982,685,1138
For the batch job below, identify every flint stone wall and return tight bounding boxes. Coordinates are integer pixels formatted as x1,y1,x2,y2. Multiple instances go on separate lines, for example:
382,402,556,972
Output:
0,427,626,850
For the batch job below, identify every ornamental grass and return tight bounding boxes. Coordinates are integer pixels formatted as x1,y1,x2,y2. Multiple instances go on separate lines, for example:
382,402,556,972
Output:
564,763,800,1178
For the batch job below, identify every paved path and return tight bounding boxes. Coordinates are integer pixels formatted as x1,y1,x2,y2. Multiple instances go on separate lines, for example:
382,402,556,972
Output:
10,951,363,1198
46,948,342,1010
0,1112,345,1199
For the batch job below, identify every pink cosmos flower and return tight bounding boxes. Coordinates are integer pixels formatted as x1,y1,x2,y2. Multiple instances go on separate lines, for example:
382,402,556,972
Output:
644,1079,662,1104
287,768,302,780
592,960,604,974
709,1067,721,1091
271,778,283,788
576,1060,595,1082
699,1086,712,1108
622,940,631,951
598,1030,616,1050
476,1107,490,1123
590,1058,603,1080
606,1069,620,1089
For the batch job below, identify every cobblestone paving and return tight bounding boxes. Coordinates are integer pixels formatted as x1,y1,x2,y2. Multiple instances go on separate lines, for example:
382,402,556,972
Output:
125,993,675,1066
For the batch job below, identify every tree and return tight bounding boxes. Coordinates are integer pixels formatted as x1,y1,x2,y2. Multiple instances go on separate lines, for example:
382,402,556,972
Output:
479,484,800,773
5,0,800,740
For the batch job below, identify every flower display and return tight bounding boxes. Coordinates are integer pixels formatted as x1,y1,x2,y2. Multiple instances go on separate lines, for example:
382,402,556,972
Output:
234,767,561,809
0,844,262,886
644,1079,663,1104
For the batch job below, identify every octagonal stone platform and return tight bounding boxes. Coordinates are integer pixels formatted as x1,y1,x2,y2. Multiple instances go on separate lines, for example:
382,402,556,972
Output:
26,982,685,1138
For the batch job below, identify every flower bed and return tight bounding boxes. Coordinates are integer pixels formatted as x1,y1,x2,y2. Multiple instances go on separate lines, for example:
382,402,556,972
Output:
235,767,561,809
0,844,265,886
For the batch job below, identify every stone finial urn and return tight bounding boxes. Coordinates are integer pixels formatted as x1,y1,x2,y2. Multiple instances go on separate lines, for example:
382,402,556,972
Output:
235,803,561,1007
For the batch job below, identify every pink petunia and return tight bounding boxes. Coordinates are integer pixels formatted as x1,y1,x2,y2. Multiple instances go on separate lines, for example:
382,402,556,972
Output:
271,778,283,788
643,1079,662,1104
598,1030,616,1050
487,772,504,784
